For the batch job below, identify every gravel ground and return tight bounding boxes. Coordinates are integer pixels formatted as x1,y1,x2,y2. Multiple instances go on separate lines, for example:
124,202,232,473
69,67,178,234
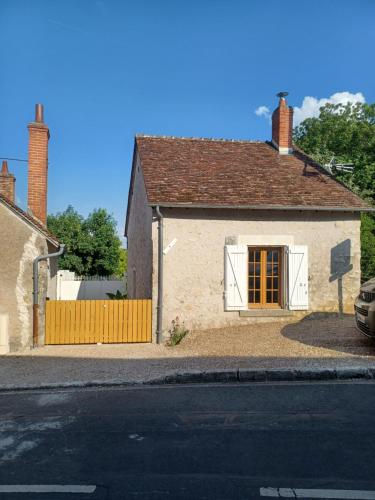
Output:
1,314,374,388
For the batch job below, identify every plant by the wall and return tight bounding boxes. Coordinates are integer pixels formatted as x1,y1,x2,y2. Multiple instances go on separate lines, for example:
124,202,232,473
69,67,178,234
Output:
166,317,189,346
106,290,127,300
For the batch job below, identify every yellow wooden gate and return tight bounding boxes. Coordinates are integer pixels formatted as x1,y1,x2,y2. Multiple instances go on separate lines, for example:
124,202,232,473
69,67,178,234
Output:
45,300,152,344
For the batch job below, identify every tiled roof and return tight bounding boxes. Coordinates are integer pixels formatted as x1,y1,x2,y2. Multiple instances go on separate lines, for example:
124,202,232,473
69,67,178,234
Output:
0,193,59,246
135,135,372,210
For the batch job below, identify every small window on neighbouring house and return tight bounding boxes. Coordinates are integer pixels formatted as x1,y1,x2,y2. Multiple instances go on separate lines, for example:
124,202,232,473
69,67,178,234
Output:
248,247,282,308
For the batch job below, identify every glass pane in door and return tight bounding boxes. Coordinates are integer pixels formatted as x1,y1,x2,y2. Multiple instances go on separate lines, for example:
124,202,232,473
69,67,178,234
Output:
265,249,279,305
248,248,261,305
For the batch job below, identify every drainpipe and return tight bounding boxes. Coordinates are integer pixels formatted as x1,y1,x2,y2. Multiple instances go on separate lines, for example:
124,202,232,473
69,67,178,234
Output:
33,244,65,347
155,206,163,344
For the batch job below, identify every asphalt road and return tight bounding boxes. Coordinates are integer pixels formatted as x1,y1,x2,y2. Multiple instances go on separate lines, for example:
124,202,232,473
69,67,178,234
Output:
1,381,375,499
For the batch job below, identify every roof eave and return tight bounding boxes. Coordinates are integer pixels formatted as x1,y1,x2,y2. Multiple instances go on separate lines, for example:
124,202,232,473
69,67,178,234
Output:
148,202,375,213
45,236,60,248
0,198,60,247
124,139,139,238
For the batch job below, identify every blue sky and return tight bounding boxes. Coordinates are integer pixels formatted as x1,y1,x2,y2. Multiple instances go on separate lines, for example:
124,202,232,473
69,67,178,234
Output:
1,0,374,242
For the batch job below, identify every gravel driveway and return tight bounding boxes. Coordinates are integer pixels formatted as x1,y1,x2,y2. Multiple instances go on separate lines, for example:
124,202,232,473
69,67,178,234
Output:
1,313,374,389
180,313,375,359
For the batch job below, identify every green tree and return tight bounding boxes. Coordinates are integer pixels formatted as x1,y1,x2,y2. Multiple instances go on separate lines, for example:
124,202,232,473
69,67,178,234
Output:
115,248,128,277
294,102,375,281
47,206,124,276
82,208,122,276
361,213,375,280
47,206,89,274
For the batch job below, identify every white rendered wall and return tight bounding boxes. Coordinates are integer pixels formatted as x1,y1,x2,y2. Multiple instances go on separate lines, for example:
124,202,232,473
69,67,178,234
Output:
56,270,126,300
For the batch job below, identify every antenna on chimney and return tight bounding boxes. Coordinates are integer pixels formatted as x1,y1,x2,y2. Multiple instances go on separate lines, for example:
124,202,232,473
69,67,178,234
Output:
276,91,289,99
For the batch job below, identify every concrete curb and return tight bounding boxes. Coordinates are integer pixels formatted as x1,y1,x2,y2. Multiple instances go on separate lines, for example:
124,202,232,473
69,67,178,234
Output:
0,366,374,392
157,367,374,384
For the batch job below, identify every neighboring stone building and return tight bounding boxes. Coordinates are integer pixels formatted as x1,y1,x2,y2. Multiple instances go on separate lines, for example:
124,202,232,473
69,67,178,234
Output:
125,93,374,342
0,105,61,353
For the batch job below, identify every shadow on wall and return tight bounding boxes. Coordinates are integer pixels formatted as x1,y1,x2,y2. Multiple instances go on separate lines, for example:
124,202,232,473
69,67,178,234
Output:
74,282,125,300
329,239,353,314
58,279,125,300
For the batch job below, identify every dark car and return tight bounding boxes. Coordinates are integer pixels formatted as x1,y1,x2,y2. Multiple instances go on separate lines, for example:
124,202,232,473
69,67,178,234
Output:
354,277,375,337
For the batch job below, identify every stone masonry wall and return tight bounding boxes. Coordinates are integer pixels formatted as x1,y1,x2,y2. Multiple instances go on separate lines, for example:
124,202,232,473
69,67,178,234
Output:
127,155,153,300
0,204,55,352
151,208,361,336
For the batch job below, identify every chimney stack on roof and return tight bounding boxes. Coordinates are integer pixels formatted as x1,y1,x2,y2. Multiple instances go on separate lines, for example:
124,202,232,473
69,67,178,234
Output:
272,92,293,154
27,103,49,225
0,160,16,203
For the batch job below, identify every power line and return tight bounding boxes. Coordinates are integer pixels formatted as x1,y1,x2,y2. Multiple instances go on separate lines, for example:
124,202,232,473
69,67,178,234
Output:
0,157,28,163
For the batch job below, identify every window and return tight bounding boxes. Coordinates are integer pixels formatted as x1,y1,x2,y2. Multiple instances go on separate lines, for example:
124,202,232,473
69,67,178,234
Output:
248,247,282,308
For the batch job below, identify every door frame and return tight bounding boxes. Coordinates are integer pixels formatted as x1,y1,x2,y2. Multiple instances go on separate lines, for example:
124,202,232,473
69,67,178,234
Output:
247,246,284,309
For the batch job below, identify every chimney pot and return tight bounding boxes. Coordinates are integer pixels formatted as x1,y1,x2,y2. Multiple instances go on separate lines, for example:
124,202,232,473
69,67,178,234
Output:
1,160,9,174
35,103,44,123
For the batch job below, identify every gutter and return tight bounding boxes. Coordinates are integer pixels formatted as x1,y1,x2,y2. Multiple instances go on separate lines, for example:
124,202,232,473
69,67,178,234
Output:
32,244,65,347
155,206,163,344
149,202,375,213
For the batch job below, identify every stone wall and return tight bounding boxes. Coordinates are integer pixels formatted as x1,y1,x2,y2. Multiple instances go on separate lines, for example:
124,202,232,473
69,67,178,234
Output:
0,204,57,352
151,208,361,336
127,154,153,300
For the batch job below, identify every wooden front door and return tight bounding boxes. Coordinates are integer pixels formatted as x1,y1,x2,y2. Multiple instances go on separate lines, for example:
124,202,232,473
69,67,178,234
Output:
248,247,282,308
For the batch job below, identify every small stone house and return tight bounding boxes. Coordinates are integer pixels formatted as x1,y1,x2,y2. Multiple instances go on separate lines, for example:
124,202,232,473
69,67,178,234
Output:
125,94,374,342
0,105,61,353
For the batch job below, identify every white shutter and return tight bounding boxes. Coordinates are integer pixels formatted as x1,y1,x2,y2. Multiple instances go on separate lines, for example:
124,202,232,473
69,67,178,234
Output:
288,245,308,310
224,245,247,311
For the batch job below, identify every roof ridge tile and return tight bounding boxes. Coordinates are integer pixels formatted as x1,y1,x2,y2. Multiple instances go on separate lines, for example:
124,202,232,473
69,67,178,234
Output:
136,134,263,144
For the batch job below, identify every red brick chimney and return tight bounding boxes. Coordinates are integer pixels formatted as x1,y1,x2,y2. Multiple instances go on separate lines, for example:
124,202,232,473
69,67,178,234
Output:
27,104,49,225
0,160,15,203
272,92,293,154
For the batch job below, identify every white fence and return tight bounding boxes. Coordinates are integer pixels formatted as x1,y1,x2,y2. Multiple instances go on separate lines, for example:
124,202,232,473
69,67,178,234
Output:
56,270,127,300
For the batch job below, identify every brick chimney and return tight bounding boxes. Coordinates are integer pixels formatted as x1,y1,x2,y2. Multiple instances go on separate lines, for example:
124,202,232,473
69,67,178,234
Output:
27,104,49,225
272,92,293,154
0,161,15,203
